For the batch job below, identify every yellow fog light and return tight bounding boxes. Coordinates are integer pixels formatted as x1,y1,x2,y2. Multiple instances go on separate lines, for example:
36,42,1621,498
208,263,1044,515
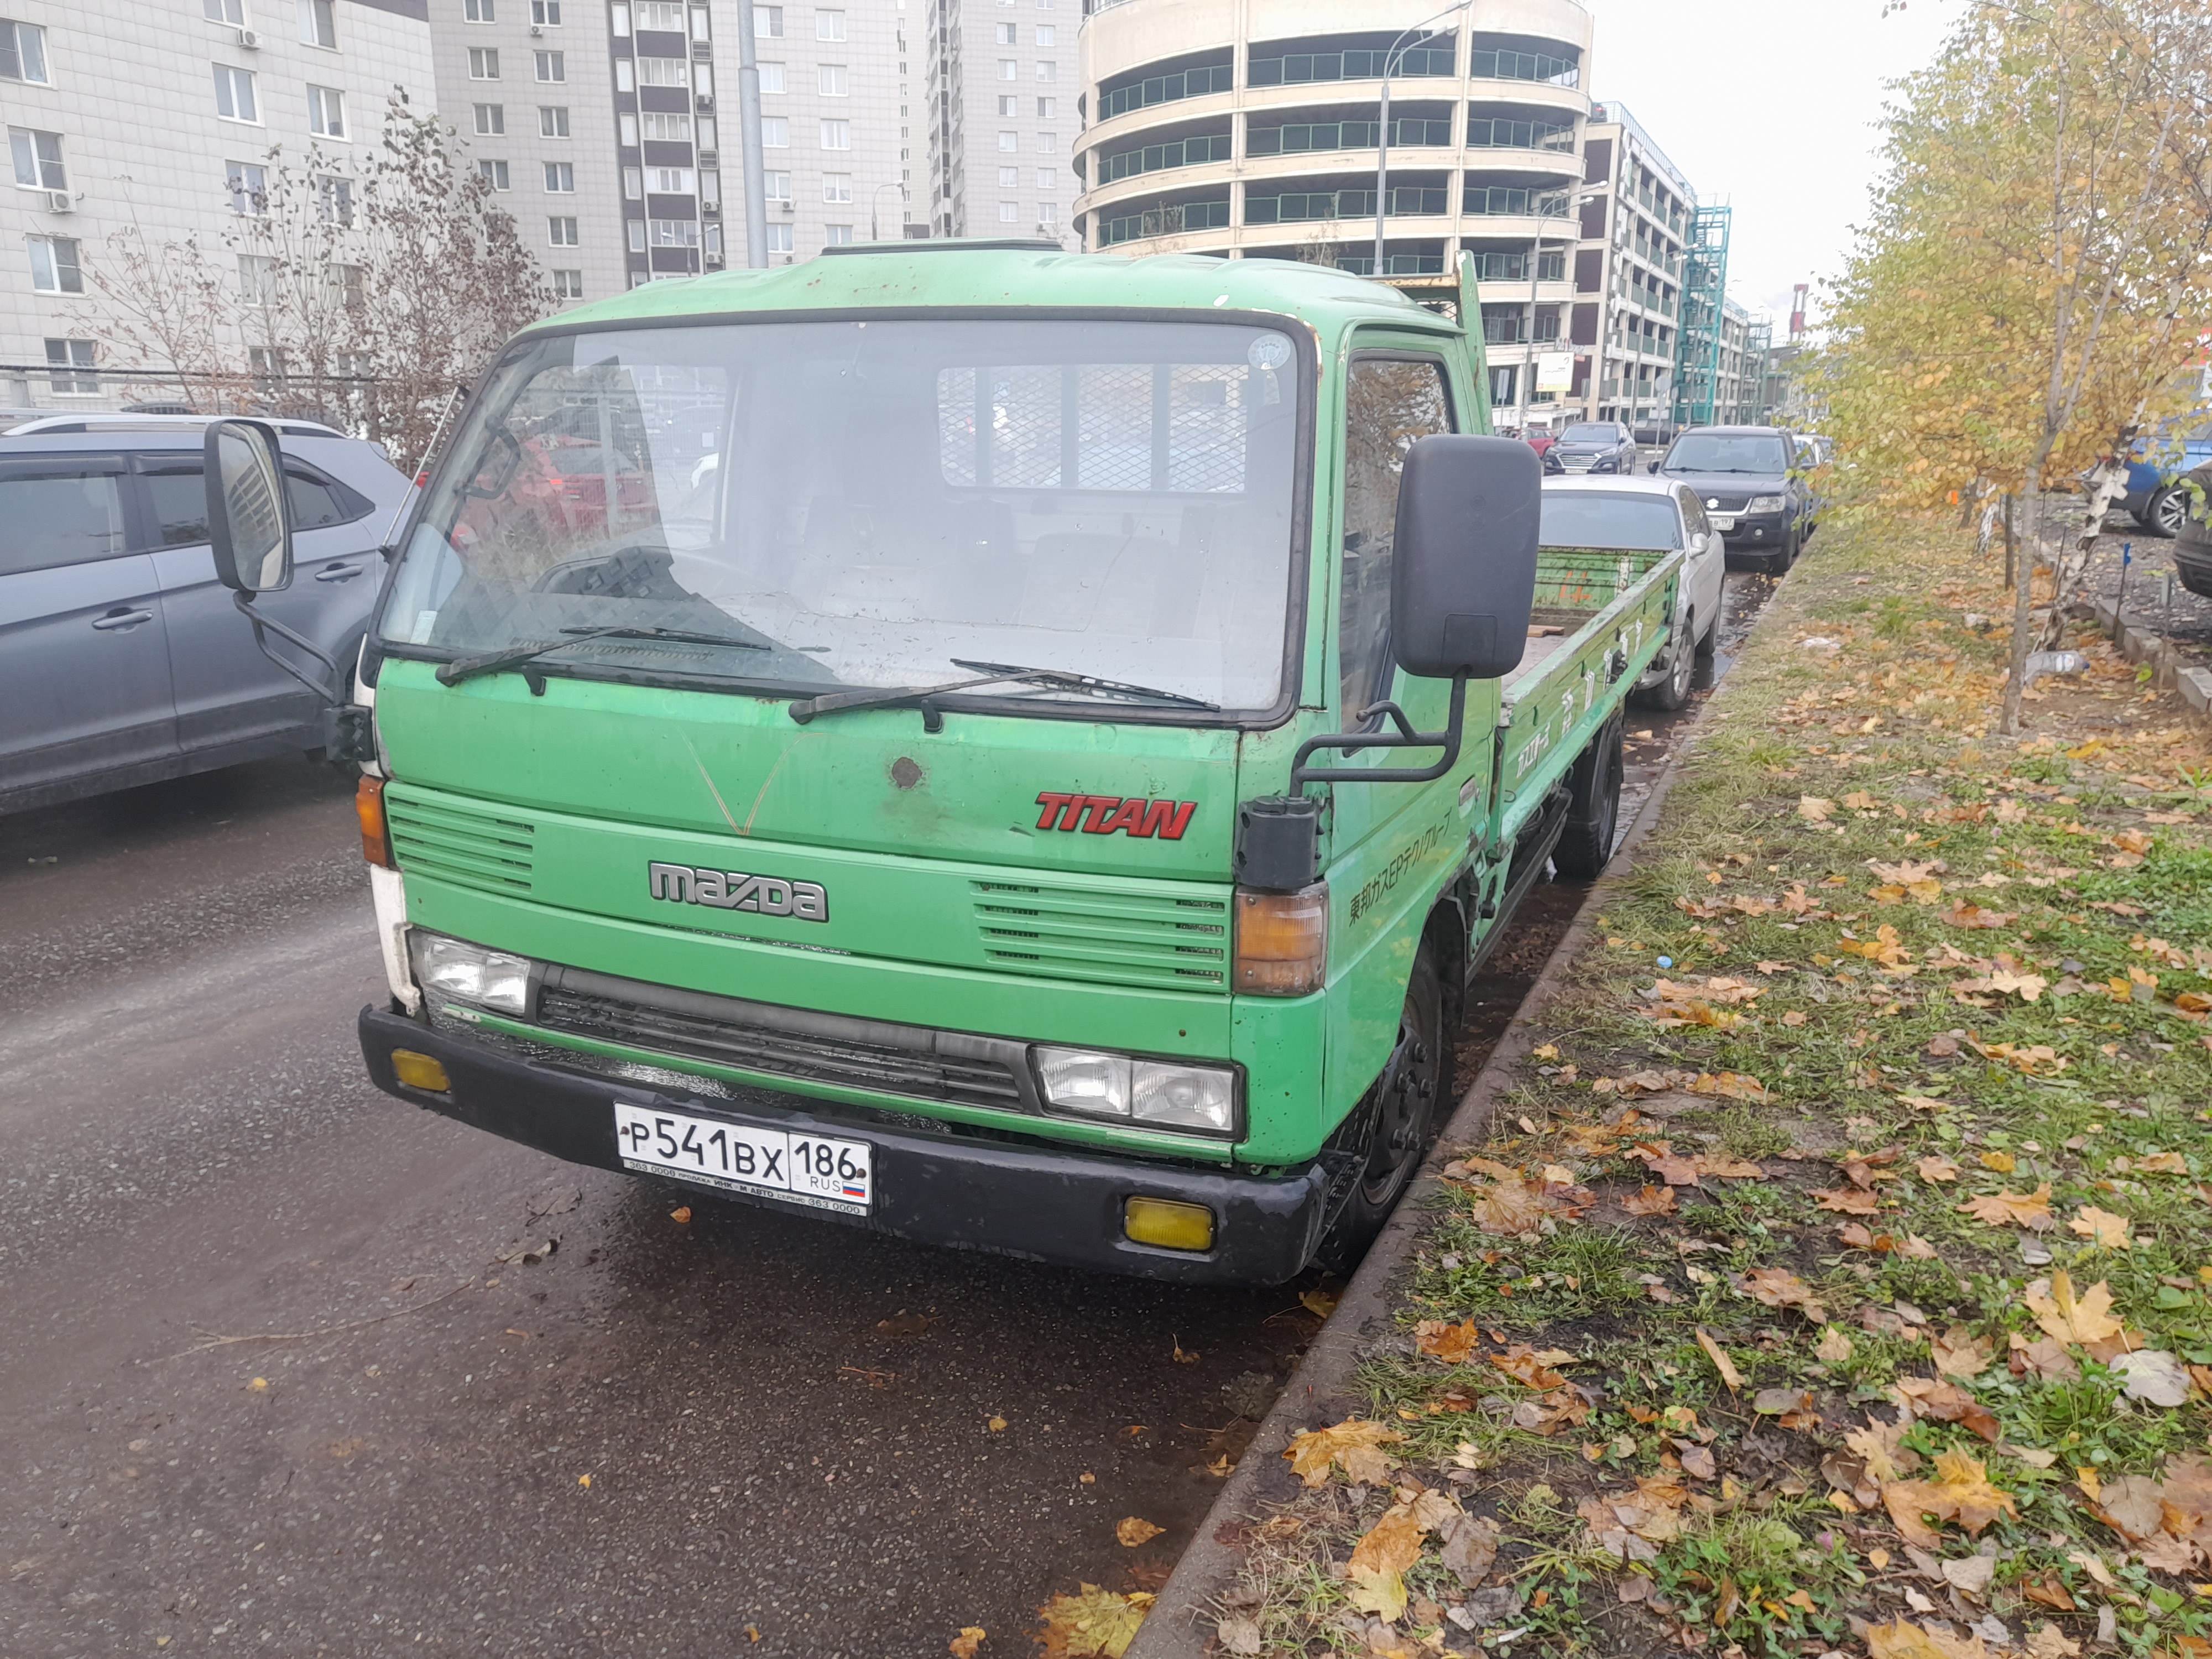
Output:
1124,1196,1214,1253
390,1049,451,1093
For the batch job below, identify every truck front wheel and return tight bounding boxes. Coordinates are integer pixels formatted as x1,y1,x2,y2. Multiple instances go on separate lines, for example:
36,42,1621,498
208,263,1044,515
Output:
1552,717,1624,881
1315,949,1449,1273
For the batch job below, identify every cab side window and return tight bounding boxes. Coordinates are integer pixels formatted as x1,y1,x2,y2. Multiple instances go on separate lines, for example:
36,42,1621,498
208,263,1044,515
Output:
1339,357,1452,719
134,454,372,549
0,455,129,576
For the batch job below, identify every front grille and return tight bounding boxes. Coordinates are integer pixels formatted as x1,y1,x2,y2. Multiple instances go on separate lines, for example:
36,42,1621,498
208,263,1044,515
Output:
386,794,535,896
971,879,1230,991
1705,493,1750,513
534,978,1029,1111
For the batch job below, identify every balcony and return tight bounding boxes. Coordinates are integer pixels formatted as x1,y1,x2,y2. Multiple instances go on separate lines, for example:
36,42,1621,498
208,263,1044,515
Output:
1249,45,1453,86
1335,251,1446,276
1094,132,1232,185
1464,114,1575,152
1464,249,1564,283
1463,183,1571,217
1468,47,1578,87
1245,185,1446,225
1246,115,1450,155
1098,197,1230,246
1096,62,1233,122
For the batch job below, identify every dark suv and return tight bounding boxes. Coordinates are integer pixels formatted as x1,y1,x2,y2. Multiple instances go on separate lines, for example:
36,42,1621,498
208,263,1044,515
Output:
1656,425,1811,572
1542,420,1639,477
0,418,410,813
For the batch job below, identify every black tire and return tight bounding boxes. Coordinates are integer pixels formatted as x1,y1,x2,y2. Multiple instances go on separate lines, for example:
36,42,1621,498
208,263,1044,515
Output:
1767,523,1801,573
1631,619,1695,711
1552,717,1624,880
2139,485,2187,539
1694,611,1719,660
1314,948,1449,1274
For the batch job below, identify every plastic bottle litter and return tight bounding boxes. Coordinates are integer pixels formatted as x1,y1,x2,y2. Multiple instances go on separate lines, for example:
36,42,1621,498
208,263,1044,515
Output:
2023,650,2088,685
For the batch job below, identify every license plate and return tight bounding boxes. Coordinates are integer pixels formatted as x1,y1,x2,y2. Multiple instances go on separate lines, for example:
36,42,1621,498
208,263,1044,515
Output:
1563,460,1592,472
612,1102,873,1213
1712,515,1736,531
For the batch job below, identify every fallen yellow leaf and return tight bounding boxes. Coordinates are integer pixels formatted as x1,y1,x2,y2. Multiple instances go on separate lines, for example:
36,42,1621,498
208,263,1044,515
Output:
987,1415,1008,1432
1036,1585,1154,1659
1695,1327,1744,1391
950,1629,987,1658
1282,1417,1404,1488
1957,1184,2054,1230
1299,1288,1340,1319
2068,1206,2133,1249
1114,1517,1164,1548
670,1206,692,1224
1881,1448,2019,1546
2024,1271,2121,1345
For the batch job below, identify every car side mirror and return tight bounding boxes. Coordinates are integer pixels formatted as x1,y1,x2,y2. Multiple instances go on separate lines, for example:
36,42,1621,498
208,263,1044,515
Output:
205,418,293,595
1689,531,1710,555
1390,434,1541,681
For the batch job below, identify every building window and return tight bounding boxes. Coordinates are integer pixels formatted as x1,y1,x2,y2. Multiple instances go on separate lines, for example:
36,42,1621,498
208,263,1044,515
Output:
761,116,789,147
635,0,683,24
535,50,565,81
825,223,852,245
998,58,1015,79
468,46,499,79
614,60,633,92
10,127,65,191
754,4,783,34
997,130,1016,151
816,8,844,39
704,223,722,256
238,253,278,305
636,56,687,86
213,65,259,122
995,95,1015,116
758,60,785,92
463,0,494,18
1035,131,1056,150
226,160,267,213
1036,23,1058,44
649,165,693,192
1038,200,1056,225
623,166,641,198
548,215,579,245
764,169,791,201
479,158,510,189
1035,166,1054,188
994,20,1014,41
315,174,354,224
45,338,97,395
539,105,569,137
648,218,699,246
26,234,80,293
1035,96,1053,117
205,0,244,22
822,171,852,202
766,223,792,252
532,0,562,21
627,220,646,252
552,268,584,299
819,118,849,149
473,102,504,134
544,160,574,191
1035,59,1055,81
698,170,719,206
299,0,337,46
307,85,346,138
998,201,1017,223
642,112,691,141
325,260,364,307
997,165,1016,186
818,62,846,95
1,18,51,84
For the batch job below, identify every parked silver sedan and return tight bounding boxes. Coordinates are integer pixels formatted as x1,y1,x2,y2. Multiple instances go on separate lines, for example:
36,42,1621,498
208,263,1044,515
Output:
1538,474,1727,712
0,416,411,813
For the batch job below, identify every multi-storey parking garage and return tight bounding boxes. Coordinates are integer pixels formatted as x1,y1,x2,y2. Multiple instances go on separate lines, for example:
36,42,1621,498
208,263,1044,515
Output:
1074,0,1595,424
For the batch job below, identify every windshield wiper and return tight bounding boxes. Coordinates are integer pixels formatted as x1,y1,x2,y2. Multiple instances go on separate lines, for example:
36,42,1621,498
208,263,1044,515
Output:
788,658,1219,729
435,624,766,691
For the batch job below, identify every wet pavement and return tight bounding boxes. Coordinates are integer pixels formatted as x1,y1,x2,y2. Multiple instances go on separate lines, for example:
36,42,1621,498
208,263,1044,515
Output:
0,576,1771,1659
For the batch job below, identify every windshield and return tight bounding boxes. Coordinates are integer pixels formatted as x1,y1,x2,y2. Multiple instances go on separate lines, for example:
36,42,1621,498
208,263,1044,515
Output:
380,318,1305,713
1664,434,1788,473
1539,491,1680,551
1557,424,1618,444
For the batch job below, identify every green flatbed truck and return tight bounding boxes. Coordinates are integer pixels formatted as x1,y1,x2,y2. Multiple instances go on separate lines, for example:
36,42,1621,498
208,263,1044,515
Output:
201,243,1679,1285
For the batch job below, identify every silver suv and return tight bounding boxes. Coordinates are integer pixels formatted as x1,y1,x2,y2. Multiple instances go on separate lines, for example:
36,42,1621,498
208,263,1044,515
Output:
0,417,411,813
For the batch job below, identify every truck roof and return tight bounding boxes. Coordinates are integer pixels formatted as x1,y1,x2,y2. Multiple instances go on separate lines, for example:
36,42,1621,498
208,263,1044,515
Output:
531,242,1444,337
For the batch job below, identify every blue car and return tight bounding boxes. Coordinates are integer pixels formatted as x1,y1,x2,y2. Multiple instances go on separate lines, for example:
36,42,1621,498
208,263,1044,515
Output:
2120,419,2212,537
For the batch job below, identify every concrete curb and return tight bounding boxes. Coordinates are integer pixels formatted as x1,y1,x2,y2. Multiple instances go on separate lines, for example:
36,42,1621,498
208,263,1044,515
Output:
1125,695,1721,1658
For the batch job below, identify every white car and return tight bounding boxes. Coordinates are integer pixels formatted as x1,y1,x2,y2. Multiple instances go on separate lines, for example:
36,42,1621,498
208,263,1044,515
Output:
1538,474,1726,712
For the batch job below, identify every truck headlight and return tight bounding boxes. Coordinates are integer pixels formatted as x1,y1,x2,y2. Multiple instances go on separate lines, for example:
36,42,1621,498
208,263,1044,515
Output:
1746,494,1787,513
408,931,534,1015
1034,1047,1238,1136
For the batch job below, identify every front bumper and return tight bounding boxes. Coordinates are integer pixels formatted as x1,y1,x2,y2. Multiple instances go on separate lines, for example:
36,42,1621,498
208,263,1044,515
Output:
359,1005,1330,1285
1720,511,1789,546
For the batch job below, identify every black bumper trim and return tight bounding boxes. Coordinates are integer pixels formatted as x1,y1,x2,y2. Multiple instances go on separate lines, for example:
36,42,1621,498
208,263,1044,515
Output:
359,1006,1326,1286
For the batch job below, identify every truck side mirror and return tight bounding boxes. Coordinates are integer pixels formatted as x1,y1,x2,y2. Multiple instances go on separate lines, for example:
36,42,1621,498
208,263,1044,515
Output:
205,418,294,595
1389,434,1540,681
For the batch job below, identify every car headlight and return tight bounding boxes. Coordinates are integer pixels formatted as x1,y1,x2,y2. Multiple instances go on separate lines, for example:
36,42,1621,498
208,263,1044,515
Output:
1746,494,1787,513
1034,1047,1238,1136
408,931,534,1015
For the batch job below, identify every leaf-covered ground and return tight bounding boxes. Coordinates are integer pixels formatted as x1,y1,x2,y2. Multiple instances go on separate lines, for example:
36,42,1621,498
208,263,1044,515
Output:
1207,516,2212,1659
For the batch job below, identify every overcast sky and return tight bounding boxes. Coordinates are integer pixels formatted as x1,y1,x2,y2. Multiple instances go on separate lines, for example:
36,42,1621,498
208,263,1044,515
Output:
1584,0,1959,330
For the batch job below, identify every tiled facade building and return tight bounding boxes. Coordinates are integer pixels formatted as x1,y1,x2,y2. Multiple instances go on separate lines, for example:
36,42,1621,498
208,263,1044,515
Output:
925,0,1073,242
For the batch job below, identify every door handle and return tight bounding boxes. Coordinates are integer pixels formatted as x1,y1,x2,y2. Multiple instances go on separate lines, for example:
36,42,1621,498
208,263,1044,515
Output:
91,608,155,631
313,562,363,582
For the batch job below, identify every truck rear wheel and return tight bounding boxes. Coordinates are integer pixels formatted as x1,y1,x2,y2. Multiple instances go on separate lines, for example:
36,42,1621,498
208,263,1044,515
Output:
1314,949,1448,1274
1552,717,1623,881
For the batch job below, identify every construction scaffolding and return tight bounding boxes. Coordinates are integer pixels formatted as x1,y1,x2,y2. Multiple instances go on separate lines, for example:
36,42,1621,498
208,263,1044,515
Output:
1671,203,1731,429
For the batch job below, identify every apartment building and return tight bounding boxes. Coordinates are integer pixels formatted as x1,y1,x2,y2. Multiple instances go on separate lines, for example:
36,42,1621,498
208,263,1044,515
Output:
1565,100,1689,433
749,0,914,256
925,0,1072,241
2,0,434,404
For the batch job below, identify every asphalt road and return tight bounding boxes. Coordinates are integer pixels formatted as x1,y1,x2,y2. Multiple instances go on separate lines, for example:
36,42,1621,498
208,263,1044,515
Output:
0,577,1763,1657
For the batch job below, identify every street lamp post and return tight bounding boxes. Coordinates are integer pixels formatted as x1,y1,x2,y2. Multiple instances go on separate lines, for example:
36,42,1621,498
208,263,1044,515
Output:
734,1,770,268
1374,1,1469,279
870,181,904,242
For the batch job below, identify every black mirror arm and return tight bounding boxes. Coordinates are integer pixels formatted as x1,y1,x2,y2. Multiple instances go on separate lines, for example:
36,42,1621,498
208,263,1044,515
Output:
1290,675,1467,786
232,591,343,704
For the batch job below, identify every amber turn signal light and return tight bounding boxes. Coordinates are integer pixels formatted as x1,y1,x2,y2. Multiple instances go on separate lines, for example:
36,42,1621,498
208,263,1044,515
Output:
1233,881,1328,996
389,1049,451,1093
1123,1196,1214,1253
356,775,393,868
